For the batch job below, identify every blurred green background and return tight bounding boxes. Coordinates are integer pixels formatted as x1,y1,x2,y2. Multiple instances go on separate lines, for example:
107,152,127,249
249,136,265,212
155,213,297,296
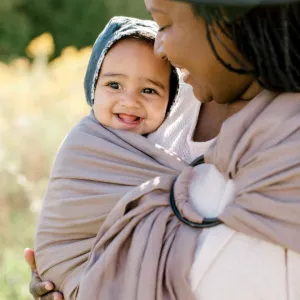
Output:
1,0,148,62
0,0,148,299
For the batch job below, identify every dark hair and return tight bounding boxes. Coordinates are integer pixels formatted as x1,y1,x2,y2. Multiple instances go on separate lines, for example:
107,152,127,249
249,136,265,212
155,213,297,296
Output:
190,2,300,93
167,68,179,115
121,35,179,116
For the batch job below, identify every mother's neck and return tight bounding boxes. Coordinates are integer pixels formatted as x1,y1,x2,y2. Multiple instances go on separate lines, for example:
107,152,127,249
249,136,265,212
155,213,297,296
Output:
193,80,262,142
192,100,250,142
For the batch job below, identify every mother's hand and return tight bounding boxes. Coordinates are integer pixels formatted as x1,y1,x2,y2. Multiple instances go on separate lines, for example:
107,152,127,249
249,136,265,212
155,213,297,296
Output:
24,248,64,300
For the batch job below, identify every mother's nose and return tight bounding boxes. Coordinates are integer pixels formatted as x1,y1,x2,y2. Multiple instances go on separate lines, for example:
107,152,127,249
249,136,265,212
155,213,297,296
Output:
154,36,167,60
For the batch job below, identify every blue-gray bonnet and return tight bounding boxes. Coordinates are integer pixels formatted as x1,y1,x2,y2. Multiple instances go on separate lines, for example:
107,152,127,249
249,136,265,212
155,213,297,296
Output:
84,16,179,114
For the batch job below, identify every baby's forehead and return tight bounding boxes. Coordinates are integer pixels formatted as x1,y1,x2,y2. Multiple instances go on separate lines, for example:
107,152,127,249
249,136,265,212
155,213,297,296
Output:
100,37,172,79
98,34,158,75
106,35,154,52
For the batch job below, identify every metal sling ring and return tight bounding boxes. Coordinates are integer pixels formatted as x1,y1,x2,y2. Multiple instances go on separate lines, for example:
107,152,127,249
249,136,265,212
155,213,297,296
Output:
170,155,223,229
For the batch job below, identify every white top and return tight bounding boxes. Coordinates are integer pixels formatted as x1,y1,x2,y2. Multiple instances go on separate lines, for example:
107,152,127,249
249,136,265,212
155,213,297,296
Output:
148,80,214,163
149,80,300,300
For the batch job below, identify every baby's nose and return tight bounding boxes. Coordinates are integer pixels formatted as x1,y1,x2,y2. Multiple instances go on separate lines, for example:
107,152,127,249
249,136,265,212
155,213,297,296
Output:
122,93,141,108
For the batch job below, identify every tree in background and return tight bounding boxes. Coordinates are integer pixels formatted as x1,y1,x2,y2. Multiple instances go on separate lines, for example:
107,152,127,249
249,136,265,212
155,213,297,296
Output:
0,0,148,62
0,0,31,61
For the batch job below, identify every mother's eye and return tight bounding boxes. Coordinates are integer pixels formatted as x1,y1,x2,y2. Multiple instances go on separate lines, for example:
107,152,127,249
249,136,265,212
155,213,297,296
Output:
158,25,169,32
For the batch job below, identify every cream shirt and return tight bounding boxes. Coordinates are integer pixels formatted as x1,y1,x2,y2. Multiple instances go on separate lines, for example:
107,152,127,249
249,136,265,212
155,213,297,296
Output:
149,81,300,300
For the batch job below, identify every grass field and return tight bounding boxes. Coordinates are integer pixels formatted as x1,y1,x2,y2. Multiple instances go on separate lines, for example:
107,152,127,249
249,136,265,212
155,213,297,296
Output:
0,33,90,300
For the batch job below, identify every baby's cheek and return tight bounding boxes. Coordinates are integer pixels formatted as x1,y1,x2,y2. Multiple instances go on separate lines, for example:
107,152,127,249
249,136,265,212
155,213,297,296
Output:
93,104,103,123
154,107,168,128
93,98,113,125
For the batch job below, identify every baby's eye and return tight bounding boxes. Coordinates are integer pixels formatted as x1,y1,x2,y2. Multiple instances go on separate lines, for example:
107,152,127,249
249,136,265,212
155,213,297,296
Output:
108,82,121,90
142,88,158,95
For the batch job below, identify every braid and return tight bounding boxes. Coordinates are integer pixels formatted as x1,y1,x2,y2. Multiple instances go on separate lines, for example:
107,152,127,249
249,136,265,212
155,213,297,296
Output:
193,2,300,93
262,13,291,90
211,22,250,71
205,22,249,75
282,8,300,89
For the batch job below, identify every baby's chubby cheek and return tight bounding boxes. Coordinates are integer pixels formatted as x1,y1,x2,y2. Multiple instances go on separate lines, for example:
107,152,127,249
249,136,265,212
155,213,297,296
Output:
93,103,107,125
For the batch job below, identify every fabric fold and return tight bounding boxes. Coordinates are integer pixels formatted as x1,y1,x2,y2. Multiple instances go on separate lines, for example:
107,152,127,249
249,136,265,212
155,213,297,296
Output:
35,90,300,300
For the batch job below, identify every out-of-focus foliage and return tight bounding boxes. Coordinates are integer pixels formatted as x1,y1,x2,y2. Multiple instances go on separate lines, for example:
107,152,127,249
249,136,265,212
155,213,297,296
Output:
0,33,91,300
0,0,149,62
0,2,150,296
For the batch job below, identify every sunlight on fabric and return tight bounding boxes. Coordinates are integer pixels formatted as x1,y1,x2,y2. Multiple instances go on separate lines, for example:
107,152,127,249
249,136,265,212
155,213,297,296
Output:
140,180,151,191
153,177,161,186
155,144,182,161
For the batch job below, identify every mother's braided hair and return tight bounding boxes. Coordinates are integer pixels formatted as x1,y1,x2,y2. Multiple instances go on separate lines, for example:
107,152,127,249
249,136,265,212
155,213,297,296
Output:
191,2,300,93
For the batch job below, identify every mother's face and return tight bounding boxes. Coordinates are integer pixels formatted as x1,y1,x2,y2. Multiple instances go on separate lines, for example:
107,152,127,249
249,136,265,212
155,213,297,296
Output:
145,0,255,104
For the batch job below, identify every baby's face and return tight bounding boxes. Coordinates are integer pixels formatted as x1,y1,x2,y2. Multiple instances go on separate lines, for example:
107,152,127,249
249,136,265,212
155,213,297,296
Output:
93,38,172,135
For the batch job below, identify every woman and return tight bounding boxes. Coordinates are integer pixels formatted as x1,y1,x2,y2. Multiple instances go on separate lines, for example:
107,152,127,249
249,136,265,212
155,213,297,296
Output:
27,0,300,299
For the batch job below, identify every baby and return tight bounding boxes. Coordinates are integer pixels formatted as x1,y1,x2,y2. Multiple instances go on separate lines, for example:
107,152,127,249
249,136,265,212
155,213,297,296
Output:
84,16,179,135
34,16,179,299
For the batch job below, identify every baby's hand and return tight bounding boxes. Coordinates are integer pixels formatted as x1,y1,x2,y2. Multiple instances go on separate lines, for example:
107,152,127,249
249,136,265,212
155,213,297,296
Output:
24,248,64,300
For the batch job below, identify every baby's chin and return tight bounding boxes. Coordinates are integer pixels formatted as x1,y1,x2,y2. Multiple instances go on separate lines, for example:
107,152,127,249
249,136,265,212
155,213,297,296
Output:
127,119,163,136
113,121,149,136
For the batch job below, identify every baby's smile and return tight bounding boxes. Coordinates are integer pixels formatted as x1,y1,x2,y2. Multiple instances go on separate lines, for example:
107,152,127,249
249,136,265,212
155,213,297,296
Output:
115,113,143,129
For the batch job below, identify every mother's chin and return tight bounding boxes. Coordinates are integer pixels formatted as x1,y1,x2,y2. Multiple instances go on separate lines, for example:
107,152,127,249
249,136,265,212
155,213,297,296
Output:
183,72,213,103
